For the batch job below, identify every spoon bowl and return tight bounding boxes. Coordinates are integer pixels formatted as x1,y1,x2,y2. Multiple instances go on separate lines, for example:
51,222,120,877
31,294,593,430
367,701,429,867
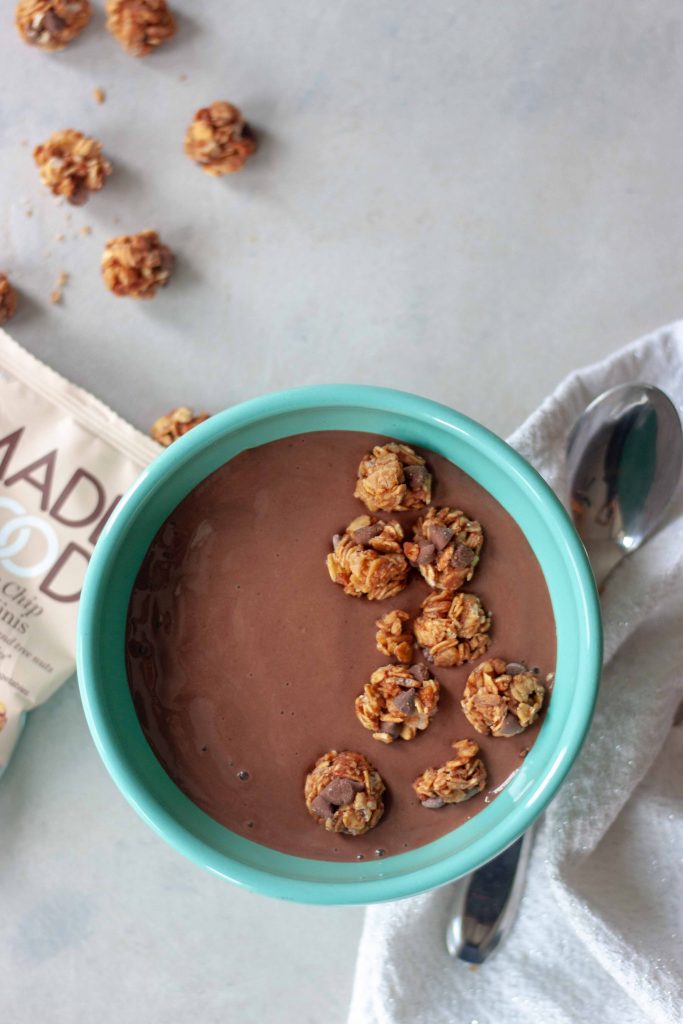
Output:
567,384,683,585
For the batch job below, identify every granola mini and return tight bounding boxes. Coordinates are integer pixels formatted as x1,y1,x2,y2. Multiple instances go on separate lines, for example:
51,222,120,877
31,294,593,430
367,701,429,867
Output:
326,515,409,600
413,739,487,808
150,406,210,446
414,590,491,667
304,750,385,836
106,0,176,56
404,506,483,591
184,101,257,176
16,0,91,50
34,129,112,206
375,608,413,663
355,663,439,744
461,658,545,737
0,275,18,325
101,230,174,299
354,442,432,513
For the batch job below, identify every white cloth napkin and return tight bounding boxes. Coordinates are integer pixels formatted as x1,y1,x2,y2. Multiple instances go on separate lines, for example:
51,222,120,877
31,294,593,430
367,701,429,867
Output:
348,323,683,1024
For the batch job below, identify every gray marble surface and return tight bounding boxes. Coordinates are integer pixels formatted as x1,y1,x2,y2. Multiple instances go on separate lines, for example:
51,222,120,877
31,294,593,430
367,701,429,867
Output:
1,1,682,1021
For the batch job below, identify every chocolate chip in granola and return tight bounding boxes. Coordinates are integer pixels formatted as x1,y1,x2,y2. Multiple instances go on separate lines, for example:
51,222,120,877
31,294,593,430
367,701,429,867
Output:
391,689,416,716
311,794,334,818
404,464,428,490
43,10,67,36
68,183,90,207
426,524,454,551
352,522,384,545
421,796,445,809
496,713,525,737
451,543,475,568
504,662,527,677
409,663,430,681
416,538,436,565
320,778,356,806
379,720,401,738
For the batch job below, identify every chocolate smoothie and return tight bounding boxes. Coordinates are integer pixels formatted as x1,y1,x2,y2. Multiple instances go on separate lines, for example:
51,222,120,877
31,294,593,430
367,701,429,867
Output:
126,432,556,861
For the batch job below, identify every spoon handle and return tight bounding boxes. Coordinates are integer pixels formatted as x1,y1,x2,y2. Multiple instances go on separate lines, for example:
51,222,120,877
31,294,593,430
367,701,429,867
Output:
445,825,535,962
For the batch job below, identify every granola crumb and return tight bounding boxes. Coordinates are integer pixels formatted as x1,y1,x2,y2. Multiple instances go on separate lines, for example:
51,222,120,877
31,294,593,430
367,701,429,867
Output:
375,608,413,664
305,750,385,836
50,289,62,304
150,406,210,447
101,230,174,298
25,208,33,218
326,514,409,601
106,0,176,56
55,232,65,242
15,0,91,50
56,271,69,287
404,506,483,591
355,663,439,743
80,225,92,236
355,442,432,513
461,659,545,737
93,86,106,104
0,274,18,324
178,72,187,81
414,590,491,667
184,101,257,176
34,129,112,206
413,739,487,808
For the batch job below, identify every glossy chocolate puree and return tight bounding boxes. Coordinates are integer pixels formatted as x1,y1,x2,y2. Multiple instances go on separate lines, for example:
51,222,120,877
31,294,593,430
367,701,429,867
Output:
126,432,556,861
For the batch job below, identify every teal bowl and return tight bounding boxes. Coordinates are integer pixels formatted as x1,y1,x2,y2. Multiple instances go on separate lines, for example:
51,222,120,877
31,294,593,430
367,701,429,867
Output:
77,385,602,905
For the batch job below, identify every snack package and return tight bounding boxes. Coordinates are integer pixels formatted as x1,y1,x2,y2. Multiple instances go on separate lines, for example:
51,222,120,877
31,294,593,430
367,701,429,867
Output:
0,329,159,775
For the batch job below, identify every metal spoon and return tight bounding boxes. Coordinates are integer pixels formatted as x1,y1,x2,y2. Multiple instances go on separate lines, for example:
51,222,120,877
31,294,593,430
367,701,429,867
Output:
446,382,683,964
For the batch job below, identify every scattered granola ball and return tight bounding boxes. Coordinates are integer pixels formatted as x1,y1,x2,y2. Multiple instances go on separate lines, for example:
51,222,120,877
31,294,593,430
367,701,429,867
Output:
414,590,491,667
33,129,112,206
413,739,487,809
305,750,385,836
354,442,432,513
355,663,439,744
150,406,210,446
0,702,6,732
184,101,257,176
375,608,413,664
326,514,409,601
404,506,483,591
15,0,91,51
0,274,18,325
106,0,176,56
101,230,174,299
461,658,545,737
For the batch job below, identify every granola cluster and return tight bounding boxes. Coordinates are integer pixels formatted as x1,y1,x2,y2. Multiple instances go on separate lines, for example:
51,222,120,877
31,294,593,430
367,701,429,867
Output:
150,406,210,446
404,506,483,591
184,102,257,176
461,658,545,737
375,608,413,664
101,230,174,299
0,275,18,325
413,739,487,809
305,750,385,835
354,442,432,513
355,663,439,744
106,0,176,56
15,0,91,50
414,590,491,667
33,130,112,206
326,515,409,601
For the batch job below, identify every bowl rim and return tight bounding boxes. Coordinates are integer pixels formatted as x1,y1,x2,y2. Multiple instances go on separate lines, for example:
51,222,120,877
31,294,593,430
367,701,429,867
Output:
77,384,602,904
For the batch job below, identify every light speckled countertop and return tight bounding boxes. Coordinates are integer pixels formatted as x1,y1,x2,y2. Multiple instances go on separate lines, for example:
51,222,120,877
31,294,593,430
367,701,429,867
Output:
2,2,682,1021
